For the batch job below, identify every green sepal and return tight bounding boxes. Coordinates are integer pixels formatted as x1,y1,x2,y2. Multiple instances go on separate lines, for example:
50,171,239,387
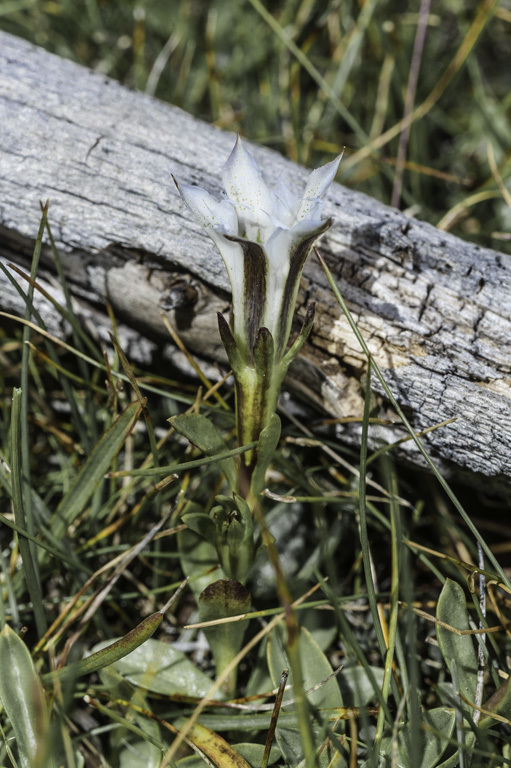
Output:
250,413,281,497
217,311,245,373
253,326,274,388
280,302,316,370
210,494,255,584
169,412,237,491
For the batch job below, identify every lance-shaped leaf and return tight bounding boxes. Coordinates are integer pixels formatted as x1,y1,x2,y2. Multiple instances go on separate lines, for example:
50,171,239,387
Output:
0,624,49,768
250,413,281,498
170,413,237,491
436,578,478,705
42,609,165,684
52,400,142,540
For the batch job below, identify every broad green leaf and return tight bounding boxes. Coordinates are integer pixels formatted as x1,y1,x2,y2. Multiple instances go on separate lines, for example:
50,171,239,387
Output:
91,637,223,700
299,608,338,653
51,400,142,539
0,624,49,768
480,676,511,728
435,731,476,768
170,413,237,491
119,739,161,768
338,665,385,707
267,626,345,768
181,511,215,540
268,626,343,710
118,692,161,768
436,579,478,704
399,708,456,768
199,579,251,698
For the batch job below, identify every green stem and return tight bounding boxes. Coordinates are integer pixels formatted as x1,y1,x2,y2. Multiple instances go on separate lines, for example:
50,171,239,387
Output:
235,361,283,494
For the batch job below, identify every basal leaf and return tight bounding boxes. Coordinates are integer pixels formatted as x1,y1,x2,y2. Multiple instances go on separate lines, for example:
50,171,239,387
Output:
92,637,223,700
436,579,478,704
479,676,511,729
0,624,49,768
267,626,345,768
398,708,456,768
338,665,385,707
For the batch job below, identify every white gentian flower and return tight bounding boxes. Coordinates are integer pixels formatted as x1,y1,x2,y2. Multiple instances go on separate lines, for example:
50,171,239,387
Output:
175,137,340,362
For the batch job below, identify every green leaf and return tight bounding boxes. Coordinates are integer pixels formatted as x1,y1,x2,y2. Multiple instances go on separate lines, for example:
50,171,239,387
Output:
199,579,251,698
119,738,161,768
170,413,237,491
250,413,281,497
43,610,164,684
399,708,456,768
436,579,478,704
0,624,49,768
117,690,162,768
92,637,223,699
233,743,280,767
51,400,142,539
267,626,345,768
210,494,254,583
479,676,511,728
338,665,385,707
181,511,216,540
434,731,476,768
178,506,225,601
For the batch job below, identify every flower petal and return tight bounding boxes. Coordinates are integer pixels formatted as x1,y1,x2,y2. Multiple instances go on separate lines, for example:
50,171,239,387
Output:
175,180,238,233
296,155,342,221
207,231,246,343
222,137,276,219
225,234,268,357
265,218,332,354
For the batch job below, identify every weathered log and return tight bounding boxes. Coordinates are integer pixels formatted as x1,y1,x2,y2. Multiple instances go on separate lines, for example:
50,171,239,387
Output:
1,31,510,489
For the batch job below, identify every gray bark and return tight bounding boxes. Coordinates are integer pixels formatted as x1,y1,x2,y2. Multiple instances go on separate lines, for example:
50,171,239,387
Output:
1,30,510,490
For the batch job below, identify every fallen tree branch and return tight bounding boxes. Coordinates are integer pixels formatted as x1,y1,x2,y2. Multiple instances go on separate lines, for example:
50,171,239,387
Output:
1,31,510,488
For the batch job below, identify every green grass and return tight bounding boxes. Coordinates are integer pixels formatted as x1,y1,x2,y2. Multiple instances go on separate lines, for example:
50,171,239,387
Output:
1,2,511,766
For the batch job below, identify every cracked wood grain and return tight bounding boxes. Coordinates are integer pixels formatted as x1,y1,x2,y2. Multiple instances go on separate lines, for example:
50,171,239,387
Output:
1,30,511,490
